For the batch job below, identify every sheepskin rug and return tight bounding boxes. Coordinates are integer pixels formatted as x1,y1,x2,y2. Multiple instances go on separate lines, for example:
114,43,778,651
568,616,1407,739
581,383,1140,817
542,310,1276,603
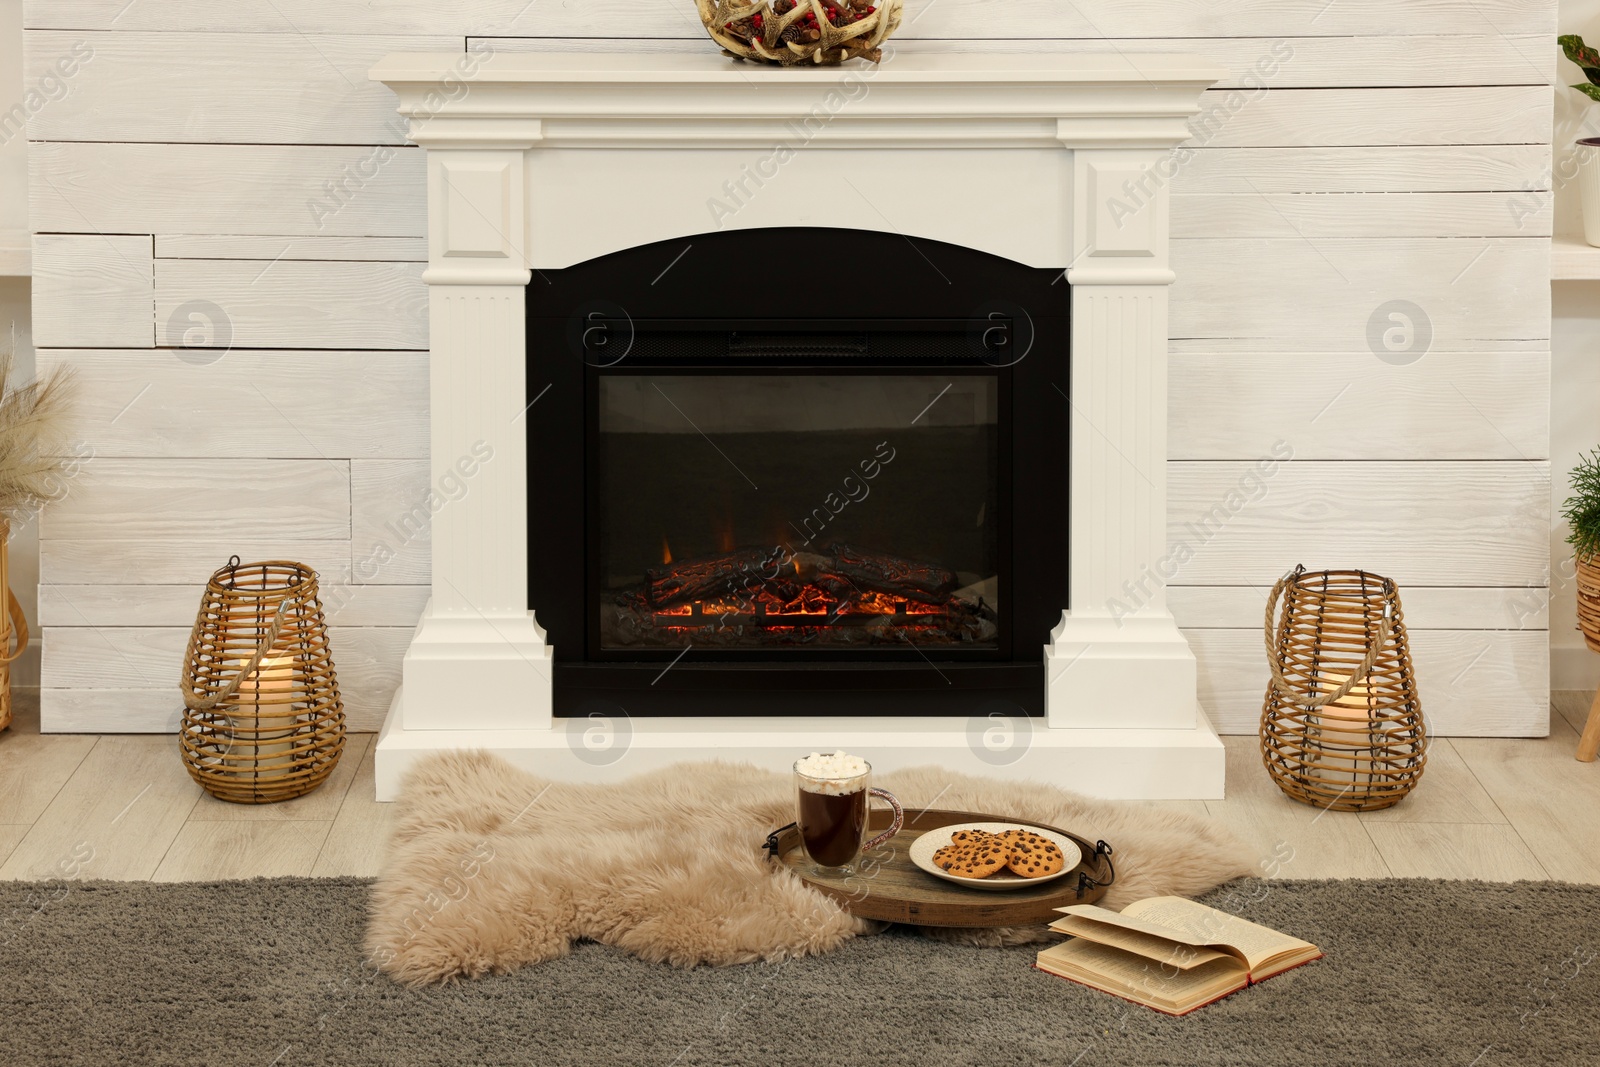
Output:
366,751,1251,986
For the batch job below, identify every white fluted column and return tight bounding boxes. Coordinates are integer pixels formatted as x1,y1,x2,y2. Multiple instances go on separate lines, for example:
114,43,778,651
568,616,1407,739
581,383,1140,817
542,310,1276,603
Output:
1045,149,1197,729
399,139,554,731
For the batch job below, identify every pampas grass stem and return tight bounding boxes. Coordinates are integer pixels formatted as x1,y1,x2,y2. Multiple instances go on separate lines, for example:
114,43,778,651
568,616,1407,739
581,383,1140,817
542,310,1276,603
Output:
0,323,76,518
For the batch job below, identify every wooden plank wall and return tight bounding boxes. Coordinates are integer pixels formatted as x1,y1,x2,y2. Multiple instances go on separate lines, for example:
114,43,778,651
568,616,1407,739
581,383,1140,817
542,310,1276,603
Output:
23,1,1557,734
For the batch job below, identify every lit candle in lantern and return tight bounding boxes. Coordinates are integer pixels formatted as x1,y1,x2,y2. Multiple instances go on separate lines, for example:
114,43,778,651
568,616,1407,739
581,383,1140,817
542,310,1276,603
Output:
1315,667,1374,723
1308,667,1377,787
233,648,300,770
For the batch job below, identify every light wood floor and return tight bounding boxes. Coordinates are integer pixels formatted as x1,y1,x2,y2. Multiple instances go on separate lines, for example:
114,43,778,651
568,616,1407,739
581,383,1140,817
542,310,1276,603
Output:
1,692,1597,883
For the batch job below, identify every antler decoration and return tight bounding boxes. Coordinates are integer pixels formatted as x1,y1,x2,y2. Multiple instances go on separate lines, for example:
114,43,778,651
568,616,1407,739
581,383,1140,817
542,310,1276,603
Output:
696,0,902,65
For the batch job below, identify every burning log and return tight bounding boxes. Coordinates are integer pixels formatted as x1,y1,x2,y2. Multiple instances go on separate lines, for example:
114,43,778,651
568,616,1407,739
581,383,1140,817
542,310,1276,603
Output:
645,543,959,610
613,542,993,648
646,547,797,608
822,542,957,603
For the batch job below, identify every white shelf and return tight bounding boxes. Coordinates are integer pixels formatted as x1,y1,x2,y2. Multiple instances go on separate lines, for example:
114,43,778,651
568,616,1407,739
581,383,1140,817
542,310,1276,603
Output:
0,230,28,277
1552,233,1600,280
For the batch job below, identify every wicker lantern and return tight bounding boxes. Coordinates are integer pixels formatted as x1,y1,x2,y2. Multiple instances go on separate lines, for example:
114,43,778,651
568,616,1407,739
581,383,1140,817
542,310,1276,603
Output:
179,558,344,803
1260,565,1426,812
0,517,29,732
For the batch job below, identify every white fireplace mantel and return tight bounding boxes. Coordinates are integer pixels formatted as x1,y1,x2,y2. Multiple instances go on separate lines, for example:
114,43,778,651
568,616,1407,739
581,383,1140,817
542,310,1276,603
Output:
370,50,1228,800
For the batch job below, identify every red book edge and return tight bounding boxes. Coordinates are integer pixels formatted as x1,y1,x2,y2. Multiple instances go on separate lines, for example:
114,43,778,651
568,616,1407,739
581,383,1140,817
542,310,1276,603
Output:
1031,951,1324,1017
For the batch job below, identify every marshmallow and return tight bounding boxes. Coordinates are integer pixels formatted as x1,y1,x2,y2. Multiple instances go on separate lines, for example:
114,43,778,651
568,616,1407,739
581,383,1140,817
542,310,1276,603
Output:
795,751,869,791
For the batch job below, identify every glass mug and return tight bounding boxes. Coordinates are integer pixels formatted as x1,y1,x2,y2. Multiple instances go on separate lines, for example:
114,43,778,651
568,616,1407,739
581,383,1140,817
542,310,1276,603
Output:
794,757,904,874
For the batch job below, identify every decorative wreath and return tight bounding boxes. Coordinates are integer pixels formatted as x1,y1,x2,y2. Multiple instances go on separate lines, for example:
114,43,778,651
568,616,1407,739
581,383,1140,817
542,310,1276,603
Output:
696,0,902,65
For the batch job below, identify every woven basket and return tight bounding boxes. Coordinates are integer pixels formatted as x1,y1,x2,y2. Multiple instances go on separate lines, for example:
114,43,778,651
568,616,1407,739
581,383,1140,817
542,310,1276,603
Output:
696,0,902,65
0,517,29,732
1260,566,1427,813
1576,554,1600,653
178,558,345,803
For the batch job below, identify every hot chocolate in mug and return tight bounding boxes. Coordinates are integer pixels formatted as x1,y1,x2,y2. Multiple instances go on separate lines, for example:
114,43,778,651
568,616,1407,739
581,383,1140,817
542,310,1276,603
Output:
793,752,903,874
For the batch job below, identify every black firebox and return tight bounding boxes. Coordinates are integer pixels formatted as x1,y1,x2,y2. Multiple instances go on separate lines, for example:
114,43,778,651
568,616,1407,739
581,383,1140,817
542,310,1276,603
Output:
527,227,1068,717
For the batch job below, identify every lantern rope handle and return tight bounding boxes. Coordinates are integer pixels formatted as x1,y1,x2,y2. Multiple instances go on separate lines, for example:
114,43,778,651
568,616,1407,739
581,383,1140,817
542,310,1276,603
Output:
1263,571,1393,709
181,596,292,714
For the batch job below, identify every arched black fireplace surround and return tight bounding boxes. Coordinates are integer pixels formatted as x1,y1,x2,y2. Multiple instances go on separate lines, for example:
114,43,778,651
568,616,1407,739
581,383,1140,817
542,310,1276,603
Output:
527,227,1069,717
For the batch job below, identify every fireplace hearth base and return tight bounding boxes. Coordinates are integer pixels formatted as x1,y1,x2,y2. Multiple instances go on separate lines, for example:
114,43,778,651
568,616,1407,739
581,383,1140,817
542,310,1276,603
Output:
374,689,1223,799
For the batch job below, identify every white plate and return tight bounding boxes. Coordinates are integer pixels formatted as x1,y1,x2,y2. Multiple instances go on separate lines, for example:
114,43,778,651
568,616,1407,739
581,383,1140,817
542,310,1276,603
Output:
908,822,1082,892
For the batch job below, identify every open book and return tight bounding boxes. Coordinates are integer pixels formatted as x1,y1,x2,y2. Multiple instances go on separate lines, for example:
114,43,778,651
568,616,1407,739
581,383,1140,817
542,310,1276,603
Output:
1034,896,1321,1015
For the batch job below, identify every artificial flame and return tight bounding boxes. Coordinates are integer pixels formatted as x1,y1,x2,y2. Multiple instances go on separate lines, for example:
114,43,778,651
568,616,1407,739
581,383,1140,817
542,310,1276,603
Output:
661,537,673,565
652,586,946,633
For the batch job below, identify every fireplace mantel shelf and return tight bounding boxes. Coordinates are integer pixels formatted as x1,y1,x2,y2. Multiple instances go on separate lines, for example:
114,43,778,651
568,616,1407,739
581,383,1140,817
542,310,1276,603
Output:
371,52,1223,158
370,50,1228,800
371,51,1223,82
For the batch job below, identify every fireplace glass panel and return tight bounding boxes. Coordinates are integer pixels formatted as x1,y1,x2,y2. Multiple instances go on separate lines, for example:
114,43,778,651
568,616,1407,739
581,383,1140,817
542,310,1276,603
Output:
596,373,1000,651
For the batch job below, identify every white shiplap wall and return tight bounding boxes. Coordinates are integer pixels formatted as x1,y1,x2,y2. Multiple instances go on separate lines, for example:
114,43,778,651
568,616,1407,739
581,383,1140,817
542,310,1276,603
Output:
23,0,1558,734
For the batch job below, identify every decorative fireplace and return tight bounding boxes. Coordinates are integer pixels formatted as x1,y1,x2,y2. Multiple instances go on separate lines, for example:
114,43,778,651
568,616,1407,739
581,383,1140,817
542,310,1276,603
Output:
528,227,1068,716
369,51,1228,799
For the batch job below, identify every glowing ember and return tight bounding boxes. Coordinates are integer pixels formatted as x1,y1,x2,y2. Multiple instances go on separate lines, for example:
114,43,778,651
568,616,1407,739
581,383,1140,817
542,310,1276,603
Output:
604,542,997,648
652,582,950,634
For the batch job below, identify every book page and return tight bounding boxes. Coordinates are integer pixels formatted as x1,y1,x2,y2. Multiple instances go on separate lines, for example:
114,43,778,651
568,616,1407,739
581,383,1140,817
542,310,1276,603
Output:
1121,897,1315,971
1037,939,1246,1014
1049,916,1232,971
1056,905,1249,967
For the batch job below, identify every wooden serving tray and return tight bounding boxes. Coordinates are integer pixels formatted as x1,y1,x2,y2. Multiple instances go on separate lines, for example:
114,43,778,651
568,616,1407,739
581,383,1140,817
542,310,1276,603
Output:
764,807,1114,928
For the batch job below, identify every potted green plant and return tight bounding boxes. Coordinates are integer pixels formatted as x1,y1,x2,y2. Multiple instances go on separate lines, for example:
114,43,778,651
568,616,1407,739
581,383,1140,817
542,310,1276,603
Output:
1564,449,1600,762
1559,35,1600,246
1563,448,1600,654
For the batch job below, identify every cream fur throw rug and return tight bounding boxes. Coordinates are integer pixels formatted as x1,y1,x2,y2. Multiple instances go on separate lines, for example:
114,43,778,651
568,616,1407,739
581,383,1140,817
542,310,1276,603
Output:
367,752,1251,986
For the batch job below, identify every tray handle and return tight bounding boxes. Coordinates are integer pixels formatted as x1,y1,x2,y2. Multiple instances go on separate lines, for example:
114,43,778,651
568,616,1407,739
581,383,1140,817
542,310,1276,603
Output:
1074,839,1115,899
763,822,796,860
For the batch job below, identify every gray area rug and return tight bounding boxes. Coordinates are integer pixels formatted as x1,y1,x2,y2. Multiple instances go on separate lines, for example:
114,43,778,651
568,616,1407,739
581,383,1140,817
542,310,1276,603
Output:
2,877,1595,1066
